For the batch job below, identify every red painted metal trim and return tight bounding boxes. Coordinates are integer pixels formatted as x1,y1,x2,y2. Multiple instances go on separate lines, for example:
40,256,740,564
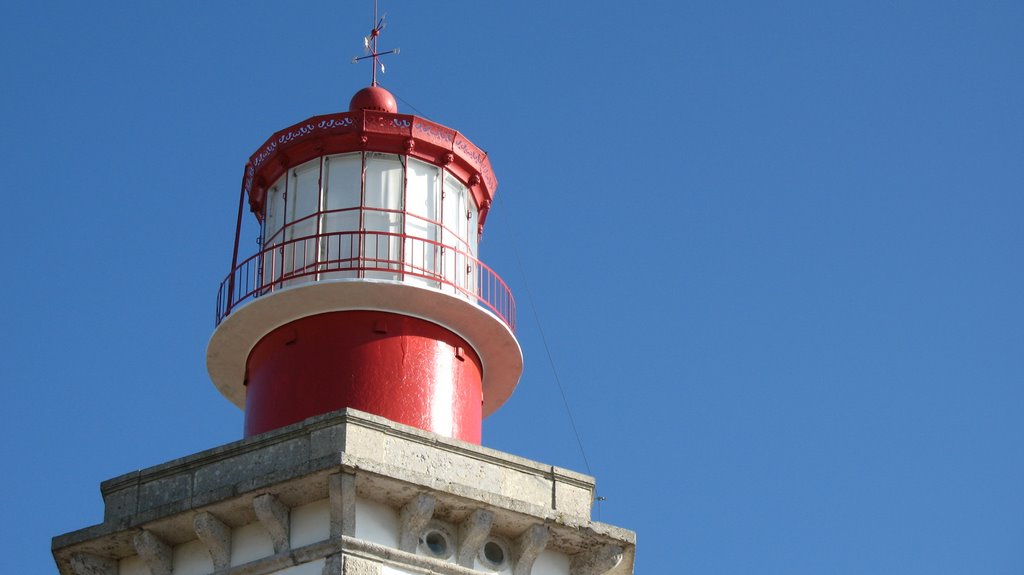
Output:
243,110,497,228
243,311,484,443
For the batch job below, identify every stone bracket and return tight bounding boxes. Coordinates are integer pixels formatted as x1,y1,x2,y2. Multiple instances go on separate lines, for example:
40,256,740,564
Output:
193,511,232,570
133,530,172,575
456,509,494,567
329,472,357,539
398,493,436,553
254,493,291,554
513,524,550,575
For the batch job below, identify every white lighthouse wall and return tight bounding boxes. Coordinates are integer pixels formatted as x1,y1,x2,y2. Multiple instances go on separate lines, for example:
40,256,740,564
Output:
355,497,400,547
290,498,330,548
533,549,572,575
171,539,213,575
230,521,275,566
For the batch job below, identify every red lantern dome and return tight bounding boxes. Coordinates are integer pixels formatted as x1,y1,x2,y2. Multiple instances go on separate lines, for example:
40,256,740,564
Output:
349,85,398,113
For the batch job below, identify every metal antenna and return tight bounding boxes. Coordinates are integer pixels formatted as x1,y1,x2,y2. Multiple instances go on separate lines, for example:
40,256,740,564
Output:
351,0,399,86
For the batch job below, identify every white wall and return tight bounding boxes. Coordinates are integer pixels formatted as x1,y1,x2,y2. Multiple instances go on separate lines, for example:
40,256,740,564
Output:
355,497,399,548
533,549,571,575
230,521,275,567
171,539,213,575
290,498,330,549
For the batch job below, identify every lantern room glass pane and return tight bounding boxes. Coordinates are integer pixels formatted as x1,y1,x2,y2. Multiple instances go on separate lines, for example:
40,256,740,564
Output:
264,180,286,246
364,153,403,210
284,159,321,282
441,174,472,297
406,159,440,285
262,179,287,288
319,210,359,278
406,158,439,228
320,154,362,279
324,153,361,213
288,159,321,240
363,153,403,279
468,197,479,256
441,173,463,244
466,194,479,293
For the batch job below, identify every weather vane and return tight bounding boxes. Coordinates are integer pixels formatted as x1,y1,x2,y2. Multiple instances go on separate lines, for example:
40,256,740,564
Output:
352,0,399,86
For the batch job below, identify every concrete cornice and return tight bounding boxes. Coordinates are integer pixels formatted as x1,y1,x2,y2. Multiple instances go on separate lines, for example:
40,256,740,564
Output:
53,408,635,574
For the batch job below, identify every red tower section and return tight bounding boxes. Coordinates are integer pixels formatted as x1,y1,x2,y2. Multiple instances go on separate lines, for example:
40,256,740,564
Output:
207,86,522,444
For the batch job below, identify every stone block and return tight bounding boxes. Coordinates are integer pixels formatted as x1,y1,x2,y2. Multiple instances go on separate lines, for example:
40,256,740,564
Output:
342,555,382,575
101,483,138,522
341,423,386,461
310,424,346,459
138,473,192,514
554,477,594,519
499,470,553,509
193,437,309,494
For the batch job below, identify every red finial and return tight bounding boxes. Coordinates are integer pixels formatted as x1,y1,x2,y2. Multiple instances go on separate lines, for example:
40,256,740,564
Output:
351,0,400,87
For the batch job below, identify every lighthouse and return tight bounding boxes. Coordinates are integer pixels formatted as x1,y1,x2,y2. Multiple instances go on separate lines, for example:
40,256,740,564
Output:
52,9,635,575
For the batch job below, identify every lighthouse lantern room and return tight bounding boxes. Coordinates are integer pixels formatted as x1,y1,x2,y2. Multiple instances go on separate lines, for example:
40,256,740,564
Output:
207,80,522,443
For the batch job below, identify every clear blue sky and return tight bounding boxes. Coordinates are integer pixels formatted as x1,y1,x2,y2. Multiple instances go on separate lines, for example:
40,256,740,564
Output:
2,2,1022,573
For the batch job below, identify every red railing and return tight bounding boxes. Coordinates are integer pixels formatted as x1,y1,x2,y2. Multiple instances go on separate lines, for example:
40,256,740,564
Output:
216,230,515,331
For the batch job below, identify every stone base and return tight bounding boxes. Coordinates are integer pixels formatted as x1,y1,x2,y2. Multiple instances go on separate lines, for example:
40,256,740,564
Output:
52,409,635,575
